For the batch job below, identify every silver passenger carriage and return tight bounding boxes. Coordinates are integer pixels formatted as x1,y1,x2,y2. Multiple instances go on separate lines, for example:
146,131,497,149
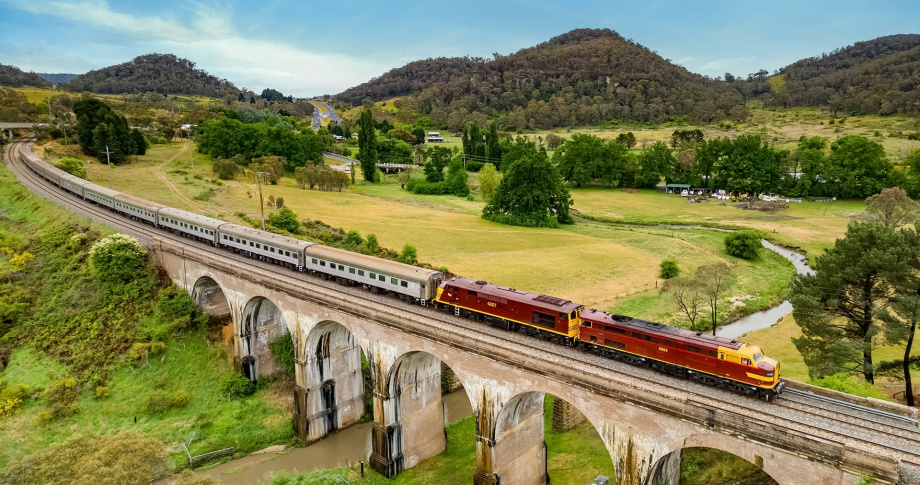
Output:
158,207,224,244
218,223,313,270
114,193,165,225
59,173,87,198
304,245,444,303
83,183,120,209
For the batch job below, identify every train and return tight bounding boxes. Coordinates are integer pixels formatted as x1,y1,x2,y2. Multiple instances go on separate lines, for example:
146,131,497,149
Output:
16,143,783,401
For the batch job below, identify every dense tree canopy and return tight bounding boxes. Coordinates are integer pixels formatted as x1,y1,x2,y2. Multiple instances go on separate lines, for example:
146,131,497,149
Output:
63,54,240,97
195,117,323,170
482,138,572,227
73,98,146,163
0,63,52,88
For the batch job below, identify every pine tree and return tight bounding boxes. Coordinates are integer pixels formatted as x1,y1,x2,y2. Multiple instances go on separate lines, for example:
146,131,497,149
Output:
357,109,378,182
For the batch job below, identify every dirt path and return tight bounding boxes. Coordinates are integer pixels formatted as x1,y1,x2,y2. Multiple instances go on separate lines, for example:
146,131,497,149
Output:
153,141,214,214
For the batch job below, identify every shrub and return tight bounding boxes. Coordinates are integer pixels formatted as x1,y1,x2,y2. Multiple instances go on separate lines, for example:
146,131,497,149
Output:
89,234,148,283
33,410,53,425
344,230,364,246
659,259,680,279
44,377,80,418
54,157,87,179
365,234,380,253
724,230,762,260
154,286,198,322
269,335,296,375
809,373,889,400
465,161,484,172
95,386,110,399
170,390,191,408
268,207,300,233
220,372,256,399
146,391,170,413
398,244,418,265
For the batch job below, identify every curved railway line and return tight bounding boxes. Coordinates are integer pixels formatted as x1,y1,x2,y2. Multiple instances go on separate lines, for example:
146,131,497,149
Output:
4,138,920,473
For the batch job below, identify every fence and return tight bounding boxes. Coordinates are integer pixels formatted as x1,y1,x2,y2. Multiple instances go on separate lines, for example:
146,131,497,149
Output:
179,430,235,468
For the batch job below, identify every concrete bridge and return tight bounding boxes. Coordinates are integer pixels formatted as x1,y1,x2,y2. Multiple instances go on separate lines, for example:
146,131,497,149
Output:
5,139,920,485
0,123,37,140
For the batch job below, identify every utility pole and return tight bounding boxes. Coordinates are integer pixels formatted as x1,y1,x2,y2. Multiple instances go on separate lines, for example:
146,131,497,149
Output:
105,145,113,188
256,171,269,231
188,131,194,169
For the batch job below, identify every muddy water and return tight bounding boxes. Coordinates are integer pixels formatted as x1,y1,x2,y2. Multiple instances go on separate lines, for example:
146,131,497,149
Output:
716,240,813,339
200,389,473,484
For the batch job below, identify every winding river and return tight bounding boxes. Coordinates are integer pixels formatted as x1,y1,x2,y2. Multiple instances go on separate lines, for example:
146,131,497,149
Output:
715,240,814,339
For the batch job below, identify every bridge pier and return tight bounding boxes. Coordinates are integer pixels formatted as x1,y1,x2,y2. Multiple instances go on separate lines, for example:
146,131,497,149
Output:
294,320,364,443
475,391,548,485
369,349,446,478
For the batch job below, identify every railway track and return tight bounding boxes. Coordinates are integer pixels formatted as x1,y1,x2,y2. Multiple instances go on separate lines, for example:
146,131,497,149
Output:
5,138,920,469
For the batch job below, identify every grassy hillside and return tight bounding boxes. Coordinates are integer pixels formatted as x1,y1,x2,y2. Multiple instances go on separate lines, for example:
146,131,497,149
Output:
0,161,292,472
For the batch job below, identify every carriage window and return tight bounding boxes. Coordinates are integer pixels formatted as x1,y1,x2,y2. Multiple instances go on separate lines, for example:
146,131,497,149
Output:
358,270,365,276
369,272,376,279
349,268,355,274
270,247,275,253
312,258,318,264
320,261,326,266
379,275,385,282
401,281,408,288
391,278,398,285
249,241,254,247
338,264,344,270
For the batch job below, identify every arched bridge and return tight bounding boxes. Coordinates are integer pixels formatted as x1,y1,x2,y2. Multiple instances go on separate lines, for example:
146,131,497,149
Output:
6,139,920,485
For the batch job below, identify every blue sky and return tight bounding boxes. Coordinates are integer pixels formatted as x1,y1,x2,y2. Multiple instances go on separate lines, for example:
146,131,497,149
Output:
1,0,917,97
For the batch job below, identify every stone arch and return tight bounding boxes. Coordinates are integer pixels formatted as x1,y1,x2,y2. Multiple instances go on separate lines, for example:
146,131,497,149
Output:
191,276,230,318
646,435,782,485
239,296,289,381
372,351,471,477
490,391,548,485
295,320,365,443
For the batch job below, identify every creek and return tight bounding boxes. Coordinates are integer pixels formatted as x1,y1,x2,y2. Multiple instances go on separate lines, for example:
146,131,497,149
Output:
715,240,814,339
198,389,474,484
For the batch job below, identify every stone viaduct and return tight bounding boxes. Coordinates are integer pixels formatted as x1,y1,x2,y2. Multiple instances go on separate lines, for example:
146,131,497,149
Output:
149,238,916,485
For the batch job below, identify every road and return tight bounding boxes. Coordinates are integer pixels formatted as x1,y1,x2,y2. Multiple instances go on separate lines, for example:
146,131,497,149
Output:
308,100,340,131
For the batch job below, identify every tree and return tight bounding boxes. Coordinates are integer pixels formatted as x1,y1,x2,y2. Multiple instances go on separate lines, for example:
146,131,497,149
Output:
378,138,413,165
724,230,762,260
553,133,606,187
664,276,703,330
697,263,731,335
864,187,920,228
545,134,563,150
713,135,783,196
444,160,470,197
635,141,674,188
212,155,241,180
825,136,892,199
366,234,380,253
482,141,572,228
54,157,87,179
250,155,285,184
789,222,919,383
412,127,426,145
399,244,418,264
424,146,452,183
357,108,378,181
881,294,920,406
659,259,680,279
615,132,636,149
478,163,500,201
390,129,416,145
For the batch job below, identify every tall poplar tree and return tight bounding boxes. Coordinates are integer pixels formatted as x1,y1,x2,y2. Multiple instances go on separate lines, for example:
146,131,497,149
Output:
357,108,377,182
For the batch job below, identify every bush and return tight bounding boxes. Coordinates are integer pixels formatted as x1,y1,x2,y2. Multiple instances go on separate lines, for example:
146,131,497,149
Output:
146,390,171,413
33,410,53,425
398,244,418,265
809,373,889,400
44,377,80,418
465,161,484,172
95,386,110,399
89,234,148,283
268,207,300,233
269,335,296,375
659,259,680,279
220,372,256,399
54,157,87,179
170,390,191,408
365,234,380,253
344,230,364,246
154,286,198,322
724,230,762,260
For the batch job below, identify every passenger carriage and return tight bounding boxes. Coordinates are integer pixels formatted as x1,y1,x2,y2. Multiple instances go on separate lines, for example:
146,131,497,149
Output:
157,208,224,245
83,183,120,209
59,173,86,198
304,245,443,303
217,223,312,270
114,194,164,225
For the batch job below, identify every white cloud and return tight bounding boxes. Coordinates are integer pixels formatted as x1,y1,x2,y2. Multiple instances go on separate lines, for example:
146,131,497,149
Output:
5,0,388,96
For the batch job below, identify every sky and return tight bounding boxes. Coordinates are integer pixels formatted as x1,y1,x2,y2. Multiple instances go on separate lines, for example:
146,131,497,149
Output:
1,0,918,98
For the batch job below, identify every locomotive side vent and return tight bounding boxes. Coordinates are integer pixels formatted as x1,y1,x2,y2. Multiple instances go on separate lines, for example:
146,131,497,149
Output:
534,295,570,306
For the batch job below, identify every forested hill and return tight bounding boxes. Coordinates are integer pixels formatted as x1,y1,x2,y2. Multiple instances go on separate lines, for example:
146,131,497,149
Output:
336,29,746,128
61,53,240,97
37,73,79,85
0,63,52,88
335,57,484,105
767,34,920,116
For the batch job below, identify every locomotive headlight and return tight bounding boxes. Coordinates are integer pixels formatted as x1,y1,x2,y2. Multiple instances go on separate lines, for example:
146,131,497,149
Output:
765,372,774,377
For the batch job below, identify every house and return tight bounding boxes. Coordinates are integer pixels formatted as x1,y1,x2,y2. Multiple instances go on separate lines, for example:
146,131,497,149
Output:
664,183,692,196
426,136,446,143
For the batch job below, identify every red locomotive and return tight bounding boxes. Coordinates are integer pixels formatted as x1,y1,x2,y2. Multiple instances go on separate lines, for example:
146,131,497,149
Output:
436,277,783,401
